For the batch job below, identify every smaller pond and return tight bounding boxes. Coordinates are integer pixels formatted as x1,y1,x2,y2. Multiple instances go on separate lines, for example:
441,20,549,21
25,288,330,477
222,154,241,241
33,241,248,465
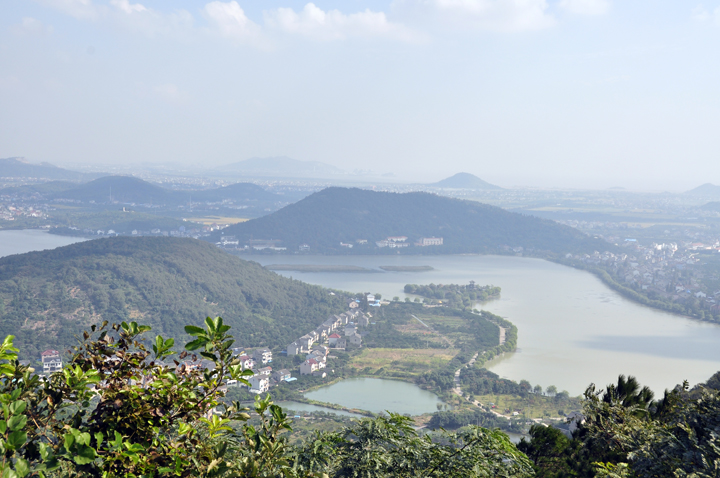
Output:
304,378,443,416
275,401,366,418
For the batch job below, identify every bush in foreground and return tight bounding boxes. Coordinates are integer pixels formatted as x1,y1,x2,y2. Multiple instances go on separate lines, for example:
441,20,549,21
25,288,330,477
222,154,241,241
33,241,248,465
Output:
0,318,534,478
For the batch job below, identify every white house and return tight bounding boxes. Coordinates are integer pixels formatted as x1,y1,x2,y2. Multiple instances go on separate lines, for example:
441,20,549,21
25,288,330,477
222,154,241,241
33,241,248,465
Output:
249,375,269,394
300,359,320,375
252,347,273,364
41,350,62,374
237,355,255,370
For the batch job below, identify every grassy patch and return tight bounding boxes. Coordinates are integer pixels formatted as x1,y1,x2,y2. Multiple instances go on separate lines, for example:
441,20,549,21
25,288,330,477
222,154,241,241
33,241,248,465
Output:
473,393,581,420
350,347,458,377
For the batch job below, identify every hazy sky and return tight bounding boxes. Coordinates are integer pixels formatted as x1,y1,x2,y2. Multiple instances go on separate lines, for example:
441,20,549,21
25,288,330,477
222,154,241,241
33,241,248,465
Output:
1,0,718,190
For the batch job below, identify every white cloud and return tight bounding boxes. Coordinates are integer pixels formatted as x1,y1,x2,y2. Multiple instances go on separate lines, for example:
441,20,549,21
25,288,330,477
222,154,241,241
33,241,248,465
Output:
203,1,261,42
264,3,420,41
37,0,98,20
394,0,556,32
110,0,147,14
12,17,54,35
557,0,610,15
692,5,720,25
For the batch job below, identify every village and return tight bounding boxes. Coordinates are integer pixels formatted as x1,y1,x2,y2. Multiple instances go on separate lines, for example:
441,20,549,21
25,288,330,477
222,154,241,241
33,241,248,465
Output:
565,238,720,317
37,298,376,396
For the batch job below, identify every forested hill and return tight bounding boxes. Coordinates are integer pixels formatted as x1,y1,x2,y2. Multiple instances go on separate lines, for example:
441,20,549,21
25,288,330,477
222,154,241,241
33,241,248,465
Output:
0,237,345,360
215,187,610,255
46,176,282,205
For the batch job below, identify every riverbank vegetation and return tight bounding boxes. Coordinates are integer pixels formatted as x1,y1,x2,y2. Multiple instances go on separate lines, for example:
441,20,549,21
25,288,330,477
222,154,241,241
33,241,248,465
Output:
265,264,379,273
404,282,501,310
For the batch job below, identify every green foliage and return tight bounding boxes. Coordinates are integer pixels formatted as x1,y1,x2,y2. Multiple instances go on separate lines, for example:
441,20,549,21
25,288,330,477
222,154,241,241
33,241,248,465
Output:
460,368,525,396
0,237,346,359
522,374,720,478
0,320,536,478
294,414,534,477
404,282,501,310
216,187,611,254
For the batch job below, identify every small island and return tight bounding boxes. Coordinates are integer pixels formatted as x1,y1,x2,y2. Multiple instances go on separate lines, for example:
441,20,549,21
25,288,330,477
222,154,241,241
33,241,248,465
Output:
404,281,501,309
379,265,434,272
265,264,380,273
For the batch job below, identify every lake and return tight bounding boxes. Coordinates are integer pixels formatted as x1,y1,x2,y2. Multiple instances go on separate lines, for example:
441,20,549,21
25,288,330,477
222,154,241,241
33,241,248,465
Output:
275,401,366,418
0,229,87,257
251,254,720,396
304,377,444,415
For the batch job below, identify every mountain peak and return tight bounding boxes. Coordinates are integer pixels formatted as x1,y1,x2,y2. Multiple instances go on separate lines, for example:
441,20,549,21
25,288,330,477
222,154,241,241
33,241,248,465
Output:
430,173,502,190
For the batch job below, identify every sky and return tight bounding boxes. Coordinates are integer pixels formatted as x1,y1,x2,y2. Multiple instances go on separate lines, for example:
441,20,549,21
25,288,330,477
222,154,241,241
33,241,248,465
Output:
1,0,719,190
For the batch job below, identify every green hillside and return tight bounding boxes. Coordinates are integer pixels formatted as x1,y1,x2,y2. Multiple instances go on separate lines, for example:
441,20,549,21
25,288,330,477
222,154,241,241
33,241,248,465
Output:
51,176,177,205
0,237,346,359
47,175,283,206
191,182,280,202
215,187,611,255
0,181,78,199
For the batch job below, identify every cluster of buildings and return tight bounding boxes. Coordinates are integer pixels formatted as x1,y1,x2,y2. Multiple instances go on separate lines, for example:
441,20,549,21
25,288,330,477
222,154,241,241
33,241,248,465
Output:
375,236,444,248
0,204,47,221
227,346,298,394
566,239,720,314
286,304,372,377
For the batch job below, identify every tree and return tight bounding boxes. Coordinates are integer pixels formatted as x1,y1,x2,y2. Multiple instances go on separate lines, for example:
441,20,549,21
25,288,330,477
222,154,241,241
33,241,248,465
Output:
534,385,543,395
294,414,534,477
517,425,574,477
546,385,557,397
0,320,536,478
0,319,295,477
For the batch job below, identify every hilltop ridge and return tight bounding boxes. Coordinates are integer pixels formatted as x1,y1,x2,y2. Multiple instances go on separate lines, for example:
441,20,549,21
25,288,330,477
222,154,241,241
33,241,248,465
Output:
0,236,346,359
215,187,609,255
0,157,101,181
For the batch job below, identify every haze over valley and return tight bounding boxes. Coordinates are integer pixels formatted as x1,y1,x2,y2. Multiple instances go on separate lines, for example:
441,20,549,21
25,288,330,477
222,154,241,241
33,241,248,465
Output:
1,1,720,475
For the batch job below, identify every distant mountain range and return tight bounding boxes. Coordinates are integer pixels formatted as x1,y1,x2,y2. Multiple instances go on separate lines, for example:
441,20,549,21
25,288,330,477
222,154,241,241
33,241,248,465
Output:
214,187,609,255
218,156,344,177
0,237,347,359
0,157,102,181
686,183,720,197
429,173,502,190
0,176,283,206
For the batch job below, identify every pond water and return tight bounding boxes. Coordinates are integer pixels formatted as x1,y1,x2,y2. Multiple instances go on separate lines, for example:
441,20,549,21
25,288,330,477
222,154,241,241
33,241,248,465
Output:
250,254,720,396
0,229,87,258
275,401,366,418
304,378,444,415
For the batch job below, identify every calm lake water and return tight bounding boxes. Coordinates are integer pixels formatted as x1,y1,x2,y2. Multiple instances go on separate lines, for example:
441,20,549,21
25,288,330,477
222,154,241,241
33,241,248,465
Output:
251,254,720,396
305,378,443,415
0,229,87,258
275,401,366,418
